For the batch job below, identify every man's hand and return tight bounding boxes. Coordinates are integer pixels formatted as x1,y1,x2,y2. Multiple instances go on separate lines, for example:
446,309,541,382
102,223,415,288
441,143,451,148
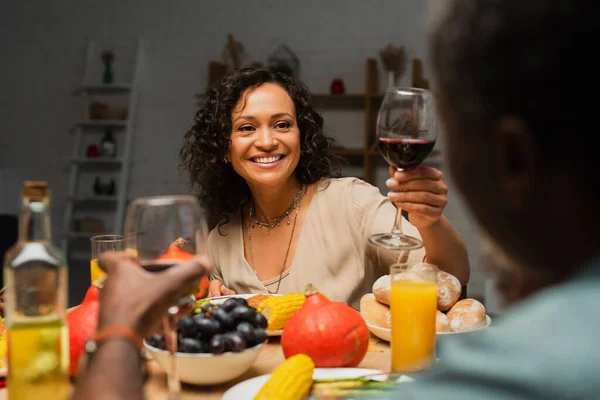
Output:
97,251,213,338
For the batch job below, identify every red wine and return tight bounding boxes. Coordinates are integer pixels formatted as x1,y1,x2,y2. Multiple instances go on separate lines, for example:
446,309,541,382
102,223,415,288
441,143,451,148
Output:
378,138,435,169
140,260,176,273
140,260,196,309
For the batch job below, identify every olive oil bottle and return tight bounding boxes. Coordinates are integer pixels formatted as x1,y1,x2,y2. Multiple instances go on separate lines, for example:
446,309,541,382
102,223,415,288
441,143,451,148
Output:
3,181,69,399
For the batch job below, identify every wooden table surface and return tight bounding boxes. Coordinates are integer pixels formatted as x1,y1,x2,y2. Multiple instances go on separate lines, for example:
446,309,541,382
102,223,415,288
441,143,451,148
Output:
0,336,391,400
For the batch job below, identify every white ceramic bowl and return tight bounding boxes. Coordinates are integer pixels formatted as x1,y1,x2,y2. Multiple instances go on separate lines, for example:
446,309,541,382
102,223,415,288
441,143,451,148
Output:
144,341,264,385
365,315,492,342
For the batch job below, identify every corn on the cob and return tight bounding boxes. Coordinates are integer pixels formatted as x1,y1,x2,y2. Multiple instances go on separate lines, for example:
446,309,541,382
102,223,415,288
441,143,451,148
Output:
253,354,315,400
257,292,305,331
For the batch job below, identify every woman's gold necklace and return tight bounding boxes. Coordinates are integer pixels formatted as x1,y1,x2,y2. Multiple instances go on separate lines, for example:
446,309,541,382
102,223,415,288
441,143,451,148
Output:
248,185,304,294
249,185,303,235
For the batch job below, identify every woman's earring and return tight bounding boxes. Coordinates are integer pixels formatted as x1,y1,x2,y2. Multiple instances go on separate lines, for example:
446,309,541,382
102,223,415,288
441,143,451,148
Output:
223,157,229,163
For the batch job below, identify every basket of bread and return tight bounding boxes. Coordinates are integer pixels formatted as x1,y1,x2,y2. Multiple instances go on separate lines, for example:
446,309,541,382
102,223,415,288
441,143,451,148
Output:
360,263,490,341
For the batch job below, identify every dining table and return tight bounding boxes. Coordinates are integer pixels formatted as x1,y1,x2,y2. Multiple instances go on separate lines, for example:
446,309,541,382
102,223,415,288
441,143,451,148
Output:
0,336,392,400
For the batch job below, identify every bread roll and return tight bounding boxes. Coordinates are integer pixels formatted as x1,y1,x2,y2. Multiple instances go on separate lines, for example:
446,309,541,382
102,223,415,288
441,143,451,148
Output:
446,299,486,332
372,275,390,305
394,271,428,283
409,263,462,311
436,271,462,311
408,262,438,279
359,293,391,329
436,310,451,332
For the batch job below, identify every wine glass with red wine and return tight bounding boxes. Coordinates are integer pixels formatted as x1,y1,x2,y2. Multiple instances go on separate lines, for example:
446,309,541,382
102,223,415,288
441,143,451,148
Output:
369,87,438,251
123,195,209,400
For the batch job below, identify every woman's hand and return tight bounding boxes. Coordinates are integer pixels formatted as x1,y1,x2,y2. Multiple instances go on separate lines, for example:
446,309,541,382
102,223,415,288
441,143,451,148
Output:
97,251,213,338
386,166,449,229
209,279,237,297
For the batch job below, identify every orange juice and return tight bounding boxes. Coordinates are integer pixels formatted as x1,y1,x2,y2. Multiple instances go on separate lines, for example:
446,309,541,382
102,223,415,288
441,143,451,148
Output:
90,258,104,285
390,280,437,372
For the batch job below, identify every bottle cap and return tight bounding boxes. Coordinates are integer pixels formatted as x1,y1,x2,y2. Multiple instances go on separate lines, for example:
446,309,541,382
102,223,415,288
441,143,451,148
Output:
22,181,49,201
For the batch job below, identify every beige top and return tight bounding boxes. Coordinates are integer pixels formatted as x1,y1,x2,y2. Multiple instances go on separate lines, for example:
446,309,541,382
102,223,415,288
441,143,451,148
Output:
207,177,426,309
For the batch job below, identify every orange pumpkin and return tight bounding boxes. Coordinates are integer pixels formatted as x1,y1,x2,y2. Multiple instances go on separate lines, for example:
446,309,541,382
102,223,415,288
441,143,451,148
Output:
67,285,100,377
281,284,370,367
159,238,209,299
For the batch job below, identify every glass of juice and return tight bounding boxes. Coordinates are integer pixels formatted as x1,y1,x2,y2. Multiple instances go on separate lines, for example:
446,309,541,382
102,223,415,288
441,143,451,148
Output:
390,262,438,373
90,234,125,286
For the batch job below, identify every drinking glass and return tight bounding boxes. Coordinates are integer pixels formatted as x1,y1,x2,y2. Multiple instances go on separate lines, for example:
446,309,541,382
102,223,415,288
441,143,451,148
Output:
123,195,209,400
390,262,438,373
369,87,439,250
90,235,125,286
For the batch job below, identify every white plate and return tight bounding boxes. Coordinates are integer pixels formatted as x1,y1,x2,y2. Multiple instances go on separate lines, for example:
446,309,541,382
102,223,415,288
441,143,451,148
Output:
367,315,492,342
222,367,414,400
437,315,492,335
208,294,284,336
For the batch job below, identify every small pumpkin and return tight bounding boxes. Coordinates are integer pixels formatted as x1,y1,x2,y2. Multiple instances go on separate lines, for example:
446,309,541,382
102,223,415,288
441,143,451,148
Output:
281,284,370,367
159,238,209,299
67,285,100,377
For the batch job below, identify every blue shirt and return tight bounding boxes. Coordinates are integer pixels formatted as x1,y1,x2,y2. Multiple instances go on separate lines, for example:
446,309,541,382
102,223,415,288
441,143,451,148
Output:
386,259,600,399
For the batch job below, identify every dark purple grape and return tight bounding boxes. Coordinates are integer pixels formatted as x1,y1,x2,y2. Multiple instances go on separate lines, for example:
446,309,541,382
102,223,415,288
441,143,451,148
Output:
231,306,256,323
253,328,267,345
226,332,247,352
212,308,234,331
177,316,199,338
147,334,165,350
210,334,226,354
178,338,204,353
236,322,255,344
194,315,220,339
221,298,239,312
234,297,249,307
253,312,268,329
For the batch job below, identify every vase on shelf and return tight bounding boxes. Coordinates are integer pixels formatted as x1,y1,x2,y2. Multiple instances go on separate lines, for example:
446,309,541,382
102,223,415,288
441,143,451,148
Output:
330,79,345,94
101,51,114,84
86,144,99,158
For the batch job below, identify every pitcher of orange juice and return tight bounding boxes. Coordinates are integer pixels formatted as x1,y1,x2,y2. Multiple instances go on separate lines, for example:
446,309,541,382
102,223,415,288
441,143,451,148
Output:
390,262,438,373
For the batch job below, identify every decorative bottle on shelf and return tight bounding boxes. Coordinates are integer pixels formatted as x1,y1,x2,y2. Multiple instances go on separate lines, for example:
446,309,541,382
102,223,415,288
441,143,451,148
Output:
3,181,70,399
106,179,116,196
93,177,102,195
100,128,116,158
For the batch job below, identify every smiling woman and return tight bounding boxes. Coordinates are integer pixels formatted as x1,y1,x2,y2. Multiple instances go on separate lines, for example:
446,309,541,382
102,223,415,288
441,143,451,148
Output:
228,83,302,192
180,67,469,308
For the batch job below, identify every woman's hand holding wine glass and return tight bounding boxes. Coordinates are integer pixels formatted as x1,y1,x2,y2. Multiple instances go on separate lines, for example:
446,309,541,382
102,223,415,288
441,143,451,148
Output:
385,165,449,229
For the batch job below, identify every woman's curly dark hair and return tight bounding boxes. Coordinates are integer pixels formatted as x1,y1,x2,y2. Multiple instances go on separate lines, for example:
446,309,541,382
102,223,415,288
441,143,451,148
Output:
180,67,342,230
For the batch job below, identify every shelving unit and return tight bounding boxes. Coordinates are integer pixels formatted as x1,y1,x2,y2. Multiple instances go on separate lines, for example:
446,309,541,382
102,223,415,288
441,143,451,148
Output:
309,58,383,183
61,39,143,256
311,58,441,184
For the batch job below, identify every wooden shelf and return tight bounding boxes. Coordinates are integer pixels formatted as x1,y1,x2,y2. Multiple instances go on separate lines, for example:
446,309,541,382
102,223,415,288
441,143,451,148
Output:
331,147,366,156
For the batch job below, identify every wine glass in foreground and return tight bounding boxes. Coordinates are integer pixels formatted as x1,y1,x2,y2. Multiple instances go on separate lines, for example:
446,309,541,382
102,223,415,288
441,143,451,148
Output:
369,87,438,251
124,195,209,400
